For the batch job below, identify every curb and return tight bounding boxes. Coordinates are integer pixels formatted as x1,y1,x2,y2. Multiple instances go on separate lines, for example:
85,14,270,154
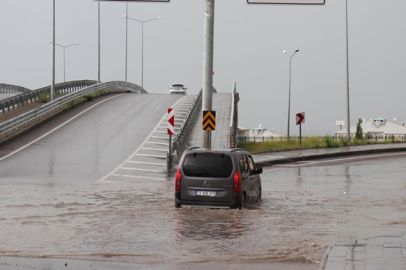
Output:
255,147,406,167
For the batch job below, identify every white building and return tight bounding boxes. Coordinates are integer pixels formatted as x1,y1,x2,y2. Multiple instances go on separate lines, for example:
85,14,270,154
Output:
335,118,406,141
238,125,286,142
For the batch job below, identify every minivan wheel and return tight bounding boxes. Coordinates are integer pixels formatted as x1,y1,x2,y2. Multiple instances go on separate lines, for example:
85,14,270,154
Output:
258,188,262,201
175,202,181,208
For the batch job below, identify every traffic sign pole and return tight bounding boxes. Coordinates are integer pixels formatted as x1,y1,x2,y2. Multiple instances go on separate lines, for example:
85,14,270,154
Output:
167,108,174,172
299,124,302,147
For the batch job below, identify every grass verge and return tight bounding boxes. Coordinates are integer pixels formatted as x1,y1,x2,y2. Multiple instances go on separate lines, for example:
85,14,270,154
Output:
238,135,402,153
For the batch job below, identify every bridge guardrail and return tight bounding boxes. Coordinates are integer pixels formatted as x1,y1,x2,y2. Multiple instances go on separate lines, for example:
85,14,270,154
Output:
0,81,147,140
229,82,239,148
169,90,203,170
0,83,31,94
0,80,98,115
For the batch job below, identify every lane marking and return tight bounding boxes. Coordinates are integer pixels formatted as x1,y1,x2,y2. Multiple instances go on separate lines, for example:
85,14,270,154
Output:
150,136,169,140
141,148,168,152
135,153,166,159
146,142,169,146
121,167,163,173
128,161,166,166
277,152,406,168
95,95,189,184
0,95,123,162
111,174,167,181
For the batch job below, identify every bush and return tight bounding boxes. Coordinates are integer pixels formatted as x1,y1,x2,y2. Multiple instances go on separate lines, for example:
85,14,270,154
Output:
39,93,48,103
324,135,340,148
68,100,76,108
84,94,94,101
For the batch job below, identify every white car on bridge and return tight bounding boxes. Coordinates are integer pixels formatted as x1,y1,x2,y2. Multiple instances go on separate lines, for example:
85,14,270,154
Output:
169,83,187,94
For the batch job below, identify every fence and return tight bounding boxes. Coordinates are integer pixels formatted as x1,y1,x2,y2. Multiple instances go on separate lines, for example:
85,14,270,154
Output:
229,82,239,148
0,83,31,94
169,89,203,171
237,135,406,144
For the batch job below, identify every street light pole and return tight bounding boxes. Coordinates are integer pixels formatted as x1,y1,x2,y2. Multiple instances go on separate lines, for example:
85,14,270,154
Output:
98,2,101,83
202,0,215,148
125,3,128,82
345,0,351,139
123,15,163,88
284,48,299,138
51,0,55,101
51,42,79,82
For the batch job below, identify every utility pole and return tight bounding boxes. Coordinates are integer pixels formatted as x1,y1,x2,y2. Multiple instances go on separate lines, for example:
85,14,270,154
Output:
202,0,215,148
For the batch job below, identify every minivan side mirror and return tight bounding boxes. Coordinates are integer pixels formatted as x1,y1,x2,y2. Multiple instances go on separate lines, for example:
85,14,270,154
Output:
252,166,263,175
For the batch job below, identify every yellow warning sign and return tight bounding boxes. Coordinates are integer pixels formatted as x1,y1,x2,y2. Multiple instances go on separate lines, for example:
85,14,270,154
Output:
203,111,216,131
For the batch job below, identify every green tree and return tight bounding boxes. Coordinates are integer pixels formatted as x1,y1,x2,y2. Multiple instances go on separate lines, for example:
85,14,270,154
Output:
355,118,364,140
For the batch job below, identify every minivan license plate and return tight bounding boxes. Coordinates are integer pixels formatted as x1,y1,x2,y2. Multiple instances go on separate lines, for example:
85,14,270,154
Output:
195,191,216,197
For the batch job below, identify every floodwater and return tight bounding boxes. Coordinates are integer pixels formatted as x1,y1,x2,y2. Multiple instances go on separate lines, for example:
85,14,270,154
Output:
1,156,406,268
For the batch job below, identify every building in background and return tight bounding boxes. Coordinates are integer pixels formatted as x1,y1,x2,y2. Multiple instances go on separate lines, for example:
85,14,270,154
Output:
237,125,286,143
335,118,406,141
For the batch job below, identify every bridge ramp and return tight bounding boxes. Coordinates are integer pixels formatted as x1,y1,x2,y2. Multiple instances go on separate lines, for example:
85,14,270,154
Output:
187,93,232,149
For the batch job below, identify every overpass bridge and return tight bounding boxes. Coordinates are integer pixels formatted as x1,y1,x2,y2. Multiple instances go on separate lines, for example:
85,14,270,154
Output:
0,80,239,172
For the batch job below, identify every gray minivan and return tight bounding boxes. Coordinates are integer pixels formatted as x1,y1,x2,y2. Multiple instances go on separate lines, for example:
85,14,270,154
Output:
175,147,262,209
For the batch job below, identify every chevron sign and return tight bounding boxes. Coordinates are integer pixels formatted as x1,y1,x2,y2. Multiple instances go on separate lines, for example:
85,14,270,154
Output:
167,108,174,135
203,111,216,131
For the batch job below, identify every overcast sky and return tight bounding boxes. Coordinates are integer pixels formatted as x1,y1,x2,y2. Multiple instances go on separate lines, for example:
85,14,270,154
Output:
1,0,405,135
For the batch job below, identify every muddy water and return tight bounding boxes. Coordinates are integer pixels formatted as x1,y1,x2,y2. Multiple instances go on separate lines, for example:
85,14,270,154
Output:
1,157,405,268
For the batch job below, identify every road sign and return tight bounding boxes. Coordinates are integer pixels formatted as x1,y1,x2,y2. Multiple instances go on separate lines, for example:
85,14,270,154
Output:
247,0,325,4
203,111,216,131
296,112,305,125
167,108,174,135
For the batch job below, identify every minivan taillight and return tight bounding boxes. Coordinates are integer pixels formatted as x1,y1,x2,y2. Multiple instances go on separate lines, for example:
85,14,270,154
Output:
175,168,181,191
233,170,240,193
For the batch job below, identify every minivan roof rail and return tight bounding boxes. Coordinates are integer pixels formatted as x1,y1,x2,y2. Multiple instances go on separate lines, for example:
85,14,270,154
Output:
230,148,244,152
188,146,200,150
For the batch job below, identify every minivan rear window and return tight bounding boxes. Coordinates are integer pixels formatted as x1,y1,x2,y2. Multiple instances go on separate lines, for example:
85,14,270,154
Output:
182,154,233,178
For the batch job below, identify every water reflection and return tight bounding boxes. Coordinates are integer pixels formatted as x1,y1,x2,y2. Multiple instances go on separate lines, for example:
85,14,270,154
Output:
173,208,243,241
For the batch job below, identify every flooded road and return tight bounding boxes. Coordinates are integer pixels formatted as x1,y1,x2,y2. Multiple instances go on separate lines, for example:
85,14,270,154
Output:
1,154,406,269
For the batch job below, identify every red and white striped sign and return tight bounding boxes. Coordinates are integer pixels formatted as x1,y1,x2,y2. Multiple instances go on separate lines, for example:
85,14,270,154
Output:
167,108,175,135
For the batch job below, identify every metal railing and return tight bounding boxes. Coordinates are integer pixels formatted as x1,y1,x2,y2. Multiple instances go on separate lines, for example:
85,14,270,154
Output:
168,90,203,170
0,81,147,139
0,83,31,94
229,82,238,148
237,135,406,143
0,80,99,115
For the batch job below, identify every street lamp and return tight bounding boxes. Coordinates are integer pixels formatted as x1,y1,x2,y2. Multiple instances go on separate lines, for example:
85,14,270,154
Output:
345,0,351,140
50,42,79,82
122,15,163,88
284,48,299,138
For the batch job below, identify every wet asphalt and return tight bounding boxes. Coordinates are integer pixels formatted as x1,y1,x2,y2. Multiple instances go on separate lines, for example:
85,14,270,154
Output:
252,143,406,270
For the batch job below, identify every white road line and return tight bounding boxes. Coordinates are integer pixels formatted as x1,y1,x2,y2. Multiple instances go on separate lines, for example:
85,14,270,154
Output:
278,152,406,168
121,167,163,173
141,148,168,152
150,136,169,140
128,161,166,166
0,95,123,163
155,131,177,135
135,153,166,159
95,95,189,184
111,174,167,181
146,142,169,146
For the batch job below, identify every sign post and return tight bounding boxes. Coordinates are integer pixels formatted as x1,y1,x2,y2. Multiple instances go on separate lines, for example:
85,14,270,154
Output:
167,108,174,171
296,112,305,147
